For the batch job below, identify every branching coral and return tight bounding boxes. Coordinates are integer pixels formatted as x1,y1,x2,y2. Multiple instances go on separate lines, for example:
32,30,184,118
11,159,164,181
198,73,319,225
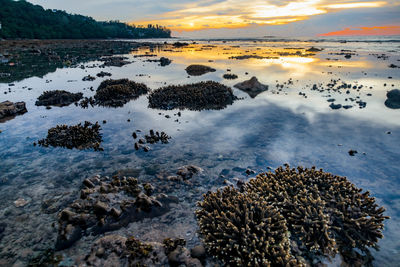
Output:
196,165,389,266
196,186,301,266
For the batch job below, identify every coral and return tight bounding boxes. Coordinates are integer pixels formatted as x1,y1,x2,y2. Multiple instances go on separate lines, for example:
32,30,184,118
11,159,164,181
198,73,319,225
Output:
223,73,238,80
196,165,389,266
35,90,83,106
34,121,103,151
196,186,300,267
126,236,153,259
94,79,148,107
148,81,237,111
37,121,103,151
185,64,216,76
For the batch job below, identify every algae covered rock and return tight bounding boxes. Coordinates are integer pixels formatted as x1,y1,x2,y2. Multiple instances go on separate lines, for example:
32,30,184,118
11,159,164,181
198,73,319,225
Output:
37,121,103,151
148,81,237,111
35,90,83,106
94,78,148,107
0,100,27,121
196,165,389,266
185,64,216,76
56,174,178,250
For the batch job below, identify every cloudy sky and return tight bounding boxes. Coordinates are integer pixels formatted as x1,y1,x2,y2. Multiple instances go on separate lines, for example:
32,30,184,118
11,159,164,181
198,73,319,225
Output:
28,0,400,37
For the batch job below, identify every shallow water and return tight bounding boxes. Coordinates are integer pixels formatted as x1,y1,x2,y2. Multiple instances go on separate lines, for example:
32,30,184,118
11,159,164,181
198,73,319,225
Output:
0,39,399,266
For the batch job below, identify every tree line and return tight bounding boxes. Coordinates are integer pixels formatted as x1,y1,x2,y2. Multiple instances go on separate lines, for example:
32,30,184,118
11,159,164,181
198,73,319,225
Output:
0,0,171,39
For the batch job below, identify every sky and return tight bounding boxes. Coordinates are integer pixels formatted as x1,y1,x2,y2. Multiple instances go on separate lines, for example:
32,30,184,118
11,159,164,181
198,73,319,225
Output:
28,0,400,38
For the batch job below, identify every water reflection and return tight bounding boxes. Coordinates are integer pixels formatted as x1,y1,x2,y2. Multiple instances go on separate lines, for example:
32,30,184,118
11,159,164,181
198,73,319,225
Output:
0,40,399,266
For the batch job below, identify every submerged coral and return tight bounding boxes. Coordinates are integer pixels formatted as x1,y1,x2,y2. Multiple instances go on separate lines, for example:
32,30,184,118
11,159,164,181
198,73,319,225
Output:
35,90,83,107
37,121,103,151
196,165,389,266
148,81,237,111
94,79,148,107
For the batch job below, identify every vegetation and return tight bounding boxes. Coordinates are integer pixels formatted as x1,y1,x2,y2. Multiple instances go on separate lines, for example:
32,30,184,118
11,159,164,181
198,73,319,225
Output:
0,0,171,39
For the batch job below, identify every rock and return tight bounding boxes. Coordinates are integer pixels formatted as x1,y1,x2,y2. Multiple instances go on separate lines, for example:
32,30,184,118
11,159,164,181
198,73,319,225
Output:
384,89,400,109
185,64,216,76
160,57,172,66
14,198,29,207
306,47,322,52
348,150,358,156
148,81,237,111
329,103,342,110
96,71,112,78
35,90,83,107
234,76,268,98
176,165,204,180
99,56,130,67
0,101,27,121
82,75,96,81
55,175,178,250
191,245,206,259
223,73,238,80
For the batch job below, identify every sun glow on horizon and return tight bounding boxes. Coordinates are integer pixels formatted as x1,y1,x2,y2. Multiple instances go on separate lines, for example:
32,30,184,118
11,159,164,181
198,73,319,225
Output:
130,0,392,32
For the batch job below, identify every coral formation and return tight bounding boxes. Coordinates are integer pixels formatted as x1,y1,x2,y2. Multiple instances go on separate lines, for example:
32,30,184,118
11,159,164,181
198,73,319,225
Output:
56,174,178,250
35,90,83,106
148,81,237,111
37,121,103,151
196,165,389,266
196,186,300,266
185,64,216,76
133,129,171,152
94,79,148,107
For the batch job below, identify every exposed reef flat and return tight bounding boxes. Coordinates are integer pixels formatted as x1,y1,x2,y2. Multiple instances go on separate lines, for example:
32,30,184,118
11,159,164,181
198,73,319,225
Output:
94,79,149,107
196,165,389,266
0,100,27,121
37,121,103,151
35,90,83,107
148,81,237,111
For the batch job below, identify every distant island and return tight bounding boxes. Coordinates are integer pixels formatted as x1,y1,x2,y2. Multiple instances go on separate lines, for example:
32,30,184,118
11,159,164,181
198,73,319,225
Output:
0,0,171,39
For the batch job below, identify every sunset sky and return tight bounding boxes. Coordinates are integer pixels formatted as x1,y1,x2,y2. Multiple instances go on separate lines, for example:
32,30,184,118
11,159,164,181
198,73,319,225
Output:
28,0,400,37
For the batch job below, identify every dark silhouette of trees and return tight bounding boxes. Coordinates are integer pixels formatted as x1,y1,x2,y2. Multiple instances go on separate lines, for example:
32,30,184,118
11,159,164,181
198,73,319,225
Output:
0,0,171,39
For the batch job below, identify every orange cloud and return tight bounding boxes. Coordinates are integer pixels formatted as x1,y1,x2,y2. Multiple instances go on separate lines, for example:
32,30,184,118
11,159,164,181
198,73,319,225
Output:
318,25,400,36
130,0,392,32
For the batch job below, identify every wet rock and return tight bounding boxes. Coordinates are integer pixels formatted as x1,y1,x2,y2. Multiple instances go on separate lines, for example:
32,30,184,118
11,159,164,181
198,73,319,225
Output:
35,90,83,107
37,121,103,151
55,175,178,250
234,76,268,98
148,81,237,111
176,165,204,180
14,198,29,207
348,150,358,156
172,42,189,48
384,89,400,109
160,57,172,66
306,47,322,52
82,75,96,81
100,56,130,67
185,64,216,76
94,79,148,107
329,103,342,110
96,71,112,78
0,101,27,121
223,73,238,80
